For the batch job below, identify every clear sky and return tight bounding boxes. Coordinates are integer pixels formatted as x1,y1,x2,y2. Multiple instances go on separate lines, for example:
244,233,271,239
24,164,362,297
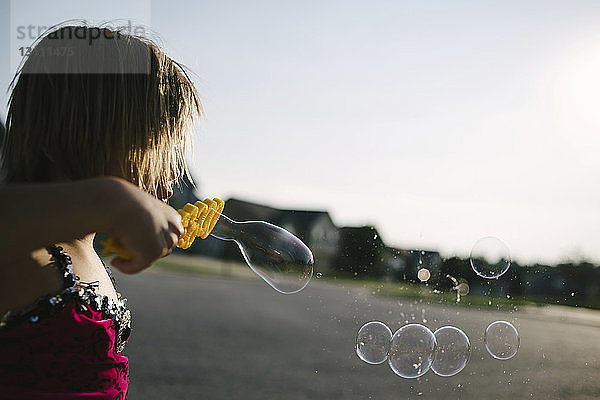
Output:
1,0,599,265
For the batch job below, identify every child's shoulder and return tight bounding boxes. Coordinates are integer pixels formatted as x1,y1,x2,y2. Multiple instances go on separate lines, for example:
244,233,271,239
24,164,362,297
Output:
0,246,63,318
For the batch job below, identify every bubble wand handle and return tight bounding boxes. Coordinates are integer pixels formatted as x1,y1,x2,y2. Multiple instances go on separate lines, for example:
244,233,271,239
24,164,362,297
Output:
100,198,225,258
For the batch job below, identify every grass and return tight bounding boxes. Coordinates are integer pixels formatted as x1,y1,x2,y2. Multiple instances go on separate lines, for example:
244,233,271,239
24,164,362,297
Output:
149,254,259,280
143,255,545,311
152,259,223,276
133,255,600,311
371,281,537,311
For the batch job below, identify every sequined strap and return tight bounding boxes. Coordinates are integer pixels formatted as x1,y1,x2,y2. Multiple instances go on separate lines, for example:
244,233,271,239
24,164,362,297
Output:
46,244,80,288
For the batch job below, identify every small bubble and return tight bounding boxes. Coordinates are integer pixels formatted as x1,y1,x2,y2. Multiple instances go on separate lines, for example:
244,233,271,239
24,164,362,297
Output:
356,321,392,364
485,321,520,360
470,237,511,279
431,326,471,377
417,268,431,282
388,324,435,378
316,272,322,278
456,282,469,296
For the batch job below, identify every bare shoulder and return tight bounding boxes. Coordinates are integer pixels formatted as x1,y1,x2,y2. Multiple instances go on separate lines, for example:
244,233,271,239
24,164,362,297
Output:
0,248,63,317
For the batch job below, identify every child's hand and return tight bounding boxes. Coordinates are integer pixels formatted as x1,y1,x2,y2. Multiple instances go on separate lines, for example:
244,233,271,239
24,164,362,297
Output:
104,177,184,274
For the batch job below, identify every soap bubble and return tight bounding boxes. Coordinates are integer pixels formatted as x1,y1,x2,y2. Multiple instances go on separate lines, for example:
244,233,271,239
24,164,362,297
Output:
456,281,469,296
484,321,520,360
388,324,436,378
356,321,392,364
432,326,471,377
470,237,511,279
212,216,314,294
417,268,430,282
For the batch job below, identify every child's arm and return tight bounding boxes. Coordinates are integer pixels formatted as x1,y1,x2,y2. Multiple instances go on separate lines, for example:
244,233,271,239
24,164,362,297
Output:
0,176,183,273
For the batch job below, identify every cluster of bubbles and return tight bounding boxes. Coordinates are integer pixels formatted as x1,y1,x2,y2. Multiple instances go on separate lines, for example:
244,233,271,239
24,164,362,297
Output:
356,320,519,378
357,236,520,378
414,236,510,305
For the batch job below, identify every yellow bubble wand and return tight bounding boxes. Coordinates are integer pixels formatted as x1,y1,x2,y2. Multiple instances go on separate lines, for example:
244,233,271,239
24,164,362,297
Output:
101,198,314,294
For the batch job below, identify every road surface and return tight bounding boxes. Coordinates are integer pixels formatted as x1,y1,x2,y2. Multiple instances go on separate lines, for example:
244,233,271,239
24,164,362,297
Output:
116,267,600,399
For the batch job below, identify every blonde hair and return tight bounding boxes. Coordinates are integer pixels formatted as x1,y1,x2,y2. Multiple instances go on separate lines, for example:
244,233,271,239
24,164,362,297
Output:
1,25,203,198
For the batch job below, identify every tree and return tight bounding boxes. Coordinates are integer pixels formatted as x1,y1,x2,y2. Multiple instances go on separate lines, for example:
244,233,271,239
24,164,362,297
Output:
332,226,386,278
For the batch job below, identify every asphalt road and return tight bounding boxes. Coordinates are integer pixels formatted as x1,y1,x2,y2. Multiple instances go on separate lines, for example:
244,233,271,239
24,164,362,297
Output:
116,268,600,400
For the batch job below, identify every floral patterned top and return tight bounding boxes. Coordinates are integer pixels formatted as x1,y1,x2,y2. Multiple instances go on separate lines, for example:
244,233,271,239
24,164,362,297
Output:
0,244,131,399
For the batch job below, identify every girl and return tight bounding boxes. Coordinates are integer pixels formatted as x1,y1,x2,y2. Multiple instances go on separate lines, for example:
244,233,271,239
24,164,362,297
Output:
0,24,203,399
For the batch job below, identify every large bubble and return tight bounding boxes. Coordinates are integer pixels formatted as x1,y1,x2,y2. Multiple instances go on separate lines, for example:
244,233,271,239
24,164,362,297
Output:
431,326,471,377
356,321,392,364
211,216,314,294
484,321,520,360
470,236,511,279
388,324,436,378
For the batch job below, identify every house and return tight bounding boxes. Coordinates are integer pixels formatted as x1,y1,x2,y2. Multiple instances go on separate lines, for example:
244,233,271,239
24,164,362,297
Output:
220,198,340,271
380,246,406,280
332,226,386,278
167,175,444,281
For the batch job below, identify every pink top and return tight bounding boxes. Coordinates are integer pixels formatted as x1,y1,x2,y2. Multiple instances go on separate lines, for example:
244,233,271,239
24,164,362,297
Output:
0,245,131,399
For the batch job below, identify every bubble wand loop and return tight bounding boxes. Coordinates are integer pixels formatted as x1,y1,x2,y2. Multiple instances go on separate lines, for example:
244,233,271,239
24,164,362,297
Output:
100,198,314,294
